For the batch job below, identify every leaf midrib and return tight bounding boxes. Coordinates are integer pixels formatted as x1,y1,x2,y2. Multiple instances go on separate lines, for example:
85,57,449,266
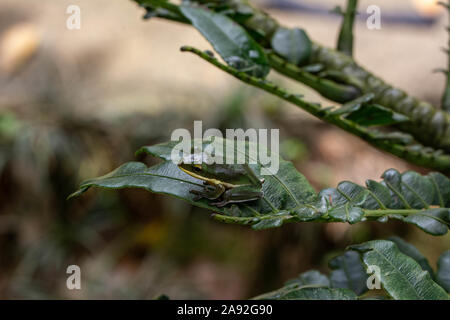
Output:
429,175,445,207
367,246,426,299
182,6,253,65
83,172,204,188
232,145,304,207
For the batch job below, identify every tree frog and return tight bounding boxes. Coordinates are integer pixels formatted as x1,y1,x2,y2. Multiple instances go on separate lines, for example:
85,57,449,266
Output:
178,161,265,208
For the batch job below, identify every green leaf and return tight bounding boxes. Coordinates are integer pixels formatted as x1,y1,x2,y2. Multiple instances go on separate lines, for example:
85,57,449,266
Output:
253,287,357,300
330,93,409,126
350,240,448,300
383,170,435,209
271,27,312,65
393,208,450,236
253,244,450,300
319,182,368,224
284,270,330,288
372,131,415,145
251,216,284,230
331,93,374,115
388,236,434,278
180,5,270,78
71,137,317,225
344,104,410,126
360,295,388,300
71,138,450,234
365,179,393,209
253,270,334,300
313,170,450,234
429,172,450,207
327,204,364,224
436,251,450,293
329,250,368,295
69,161,219,209
70,132,449,233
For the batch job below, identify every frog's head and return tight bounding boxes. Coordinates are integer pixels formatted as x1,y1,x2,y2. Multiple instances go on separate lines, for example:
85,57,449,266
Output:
177,153,219,182
178,162,218,181
177,153,261,187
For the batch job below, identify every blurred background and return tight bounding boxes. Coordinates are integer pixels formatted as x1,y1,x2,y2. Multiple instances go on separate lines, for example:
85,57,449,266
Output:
0,0,449,299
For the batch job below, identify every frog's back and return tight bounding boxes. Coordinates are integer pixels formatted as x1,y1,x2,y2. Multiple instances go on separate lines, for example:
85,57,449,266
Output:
204,164,253,184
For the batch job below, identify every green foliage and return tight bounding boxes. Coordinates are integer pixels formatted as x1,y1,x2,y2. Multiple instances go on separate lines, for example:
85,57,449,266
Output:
71,138,450,235
253,269,357,300
254,287,358,300
328,251,368,295
284,270,330,288
271,27,311,65
70,138,317,219
252,239,448,300
179,45,450,171
135,0,450,170
436,251,450,292
350,240,448,300
316,170,450,235
342,103,410,127
180,5,270,77
387,236,434,277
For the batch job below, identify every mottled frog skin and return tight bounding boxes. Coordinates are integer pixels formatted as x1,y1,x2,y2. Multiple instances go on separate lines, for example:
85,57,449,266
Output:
178,160,264,207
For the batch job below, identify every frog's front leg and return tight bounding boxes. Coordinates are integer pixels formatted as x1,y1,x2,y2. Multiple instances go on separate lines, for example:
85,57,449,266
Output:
190,184,225,201
211,185,263,207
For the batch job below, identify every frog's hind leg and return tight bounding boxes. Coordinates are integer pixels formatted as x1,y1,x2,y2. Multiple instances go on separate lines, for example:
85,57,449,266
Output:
211,196,261,208
211,187,263,207
190,184,225,201
189,189,206,201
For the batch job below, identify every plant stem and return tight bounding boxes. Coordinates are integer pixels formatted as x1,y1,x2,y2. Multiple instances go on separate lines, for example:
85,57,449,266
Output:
180,46,450,171
135,0,450,169
337,0,358,56
212,213,293,226
363,209,421,217
212,208,440,226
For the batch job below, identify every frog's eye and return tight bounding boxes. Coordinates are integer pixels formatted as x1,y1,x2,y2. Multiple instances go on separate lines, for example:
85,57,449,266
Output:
193,164,202,172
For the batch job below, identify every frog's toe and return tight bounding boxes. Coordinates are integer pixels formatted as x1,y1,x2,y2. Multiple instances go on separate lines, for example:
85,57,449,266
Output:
211,200,228,207
189,190,203,201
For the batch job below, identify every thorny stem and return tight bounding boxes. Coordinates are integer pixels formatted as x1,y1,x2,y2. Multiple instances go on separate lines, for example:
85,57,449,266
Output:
180,46,450,171
212,212,293,226
337,0,358,56
212,208,448,227
363,209,422,216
